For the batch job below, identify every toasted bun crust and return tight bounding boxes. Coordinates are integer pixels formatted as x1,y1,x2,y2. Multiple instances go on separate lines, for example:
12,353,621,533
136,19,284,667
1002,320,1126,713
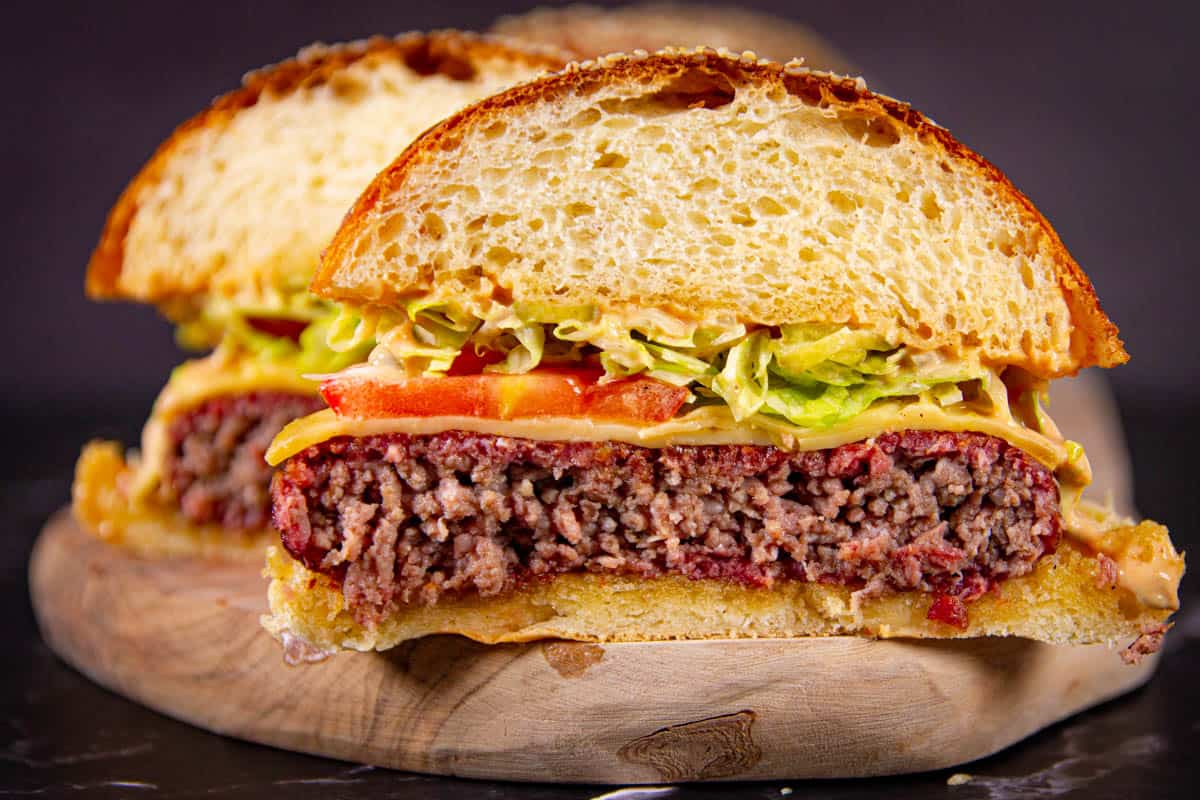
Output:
85,31,566,309
262,530,1175,650
314,49,1125,377
491,2,853,73
72,441,268,561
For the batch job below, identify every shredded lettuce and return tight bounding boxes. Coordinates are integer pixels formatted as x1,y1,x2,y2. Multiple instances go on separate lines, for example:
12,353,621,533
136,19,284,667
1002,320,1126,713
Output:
326,307,387,354
353,301,986,431
174,292,333,351
175,297,375,375
695,325,982,428
376,306,478,374
513,302,596,325
710,334,772,420
488,323,545,374
642,342,716,387
930,382,964,407
771,324,893,377
294,315,374,373
239,312,373,374
764,381,877,429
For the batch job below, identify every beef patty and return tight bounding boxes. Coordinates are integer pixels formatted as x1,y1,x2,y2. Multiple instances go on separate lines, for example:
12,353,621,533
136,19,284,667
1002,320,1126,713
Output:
272,429,1061,625
165,392,324,531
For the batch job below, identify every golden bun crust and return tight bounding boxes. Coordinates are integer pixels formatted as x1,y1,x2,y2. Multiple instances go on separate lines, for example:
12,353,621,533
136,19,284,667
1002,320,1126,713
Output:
491,2,853,73
85,31,566,308
262,531,1175,652
73,440,268,562
314,48,1125,377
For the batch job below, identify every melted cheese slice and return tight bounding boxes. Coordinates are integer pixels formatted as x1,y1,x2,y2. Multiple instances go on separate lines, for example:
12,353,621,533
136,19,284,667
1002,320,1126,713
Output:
267,399,1074,470
155,349,318,419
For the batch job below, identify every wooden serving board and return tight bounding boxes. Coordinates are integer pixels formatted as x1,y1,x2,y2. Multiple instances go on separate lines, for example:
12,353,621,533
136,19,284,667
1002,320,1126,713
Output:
30,510,1157,783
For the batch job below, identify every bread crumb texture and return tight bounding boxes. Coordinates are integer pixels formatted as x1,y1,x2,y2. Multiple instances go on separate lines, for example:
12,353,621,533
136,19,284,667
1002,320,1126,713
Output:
318,49,1125,377
86,32,564,308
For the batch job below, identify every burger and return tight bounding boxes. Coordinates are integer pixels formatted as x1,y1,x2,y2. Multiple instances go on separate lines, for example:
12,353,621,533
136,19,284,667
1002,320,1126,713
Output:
72,32,565,558
262,50,1183,658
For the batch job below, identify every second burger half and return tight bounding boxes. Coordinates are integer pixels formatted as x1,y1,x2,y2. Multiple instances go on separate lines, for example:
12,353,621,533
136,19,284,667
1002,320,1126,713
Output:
263,50,1183,654
73,33,564,558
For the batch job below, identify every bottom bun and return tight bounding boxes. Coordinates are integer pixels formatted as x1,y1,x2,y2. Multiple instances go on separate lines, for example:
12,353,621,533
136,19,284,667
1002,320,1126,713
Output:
73,440,269,561
262,524,1177,652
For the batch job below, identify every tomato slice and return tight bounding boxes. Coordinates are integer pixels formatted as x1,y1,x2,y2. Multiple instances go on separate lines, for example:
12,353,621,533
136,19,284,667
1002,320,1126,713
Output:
320,368,688,424
587,376,692,423
245,316,309,343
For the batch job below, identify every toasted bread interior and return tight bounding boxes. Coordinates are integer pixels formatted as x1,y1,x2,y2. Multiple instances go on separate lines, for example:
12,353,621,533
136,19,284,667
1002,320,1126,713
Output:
86,33,564,310
315,50,1124,377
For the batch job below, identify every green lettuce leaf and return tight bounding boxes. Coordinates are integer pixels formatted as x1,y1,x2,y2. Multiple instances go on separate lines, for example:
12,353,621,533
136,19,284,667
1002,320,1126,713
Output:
763,380,877,429
377,306,478,373
293,315,374,373
711,326,981,429
175,292,335,352
179,301,377,375
771,324,893,376
710,333,773,420
487,324,546,374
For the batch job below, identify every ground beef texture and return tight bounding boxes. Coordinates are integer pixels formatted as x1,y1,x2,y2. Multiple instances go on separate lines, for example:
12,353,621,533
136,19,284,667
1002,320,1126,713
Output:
271,429,1061,625
165,392,324,531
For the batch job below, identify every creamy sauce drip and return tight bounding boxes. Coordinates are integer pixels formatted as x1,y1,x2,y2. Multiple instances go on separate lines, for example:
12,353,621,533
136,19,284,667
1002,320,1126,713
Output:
1061,492,1183,610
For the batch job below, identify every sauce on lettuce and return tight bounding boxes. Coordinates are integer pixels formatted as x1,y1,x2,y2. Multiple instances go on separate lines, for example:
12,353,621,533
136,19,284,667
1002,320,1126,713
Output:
323,300,992,433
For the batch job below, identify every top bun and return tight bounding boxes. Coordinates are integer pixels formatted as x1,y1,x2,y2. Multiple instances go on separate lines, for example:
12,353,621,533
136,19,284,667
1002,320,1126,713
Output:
85,32,566,313
491,2,853,73
314,49,1126,378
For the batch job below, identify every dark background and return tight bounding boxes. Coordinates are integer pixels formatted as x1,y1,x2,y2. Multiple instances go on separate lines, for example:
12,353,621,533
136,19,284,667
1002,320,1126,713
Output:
4,0,1199,542
2,1,1198,797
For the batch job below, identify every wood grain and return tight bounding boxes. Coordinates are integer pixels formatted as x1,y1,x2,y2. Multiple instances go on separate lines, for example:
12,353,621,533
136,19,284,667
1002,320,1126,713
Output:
30,511,1157,783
